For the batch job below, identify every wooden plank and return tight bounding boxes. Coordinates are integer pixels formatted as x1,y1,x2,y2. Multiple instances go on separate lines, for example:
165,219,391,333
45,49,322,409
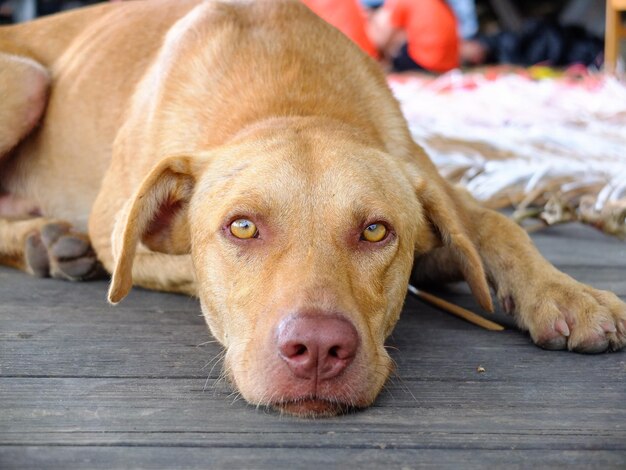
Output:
1,431,625,451
527,227,626,268
1,447,625,470
1,377,624,433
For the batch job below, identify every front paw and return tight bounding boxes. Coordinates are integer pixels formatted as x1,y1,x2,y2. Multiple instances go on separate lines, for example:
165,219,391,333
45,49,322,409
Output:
508,276,626,353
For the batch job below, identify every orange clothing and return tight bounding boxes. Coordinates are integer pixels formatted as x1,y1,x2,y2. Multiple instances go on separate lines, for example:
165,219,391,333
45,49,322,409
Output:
301,0,378,58
385,0,459,72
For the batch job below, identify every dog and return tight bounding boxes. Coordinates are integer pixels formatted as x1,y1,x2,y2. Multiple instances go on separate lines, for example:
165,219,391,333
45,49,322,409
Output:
1,0,624,417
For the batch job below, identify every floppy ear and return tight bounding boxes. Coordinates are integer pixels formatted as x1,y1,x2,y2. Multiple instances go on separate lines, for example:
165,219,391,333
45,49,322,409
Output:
416,178,494,313
108,156,197,304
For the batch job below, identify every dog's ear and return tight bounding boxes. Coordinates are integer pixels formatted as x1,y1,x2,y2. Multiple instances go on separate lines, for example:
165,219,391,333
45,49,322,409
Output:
108,155,198,304
416,178,494,312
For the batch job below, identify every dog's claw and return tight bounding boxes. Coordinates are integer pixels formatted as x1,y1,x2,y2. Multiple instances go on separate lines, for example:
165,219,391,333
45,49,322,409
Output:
534,318,570,350
554,318,570,337
601,321,617,334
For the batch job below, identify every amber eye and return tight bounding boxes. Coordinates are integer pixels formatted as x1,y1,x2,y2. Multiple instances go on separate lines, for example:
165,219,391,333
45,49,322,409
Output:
361,223,387,243
230,219,258,239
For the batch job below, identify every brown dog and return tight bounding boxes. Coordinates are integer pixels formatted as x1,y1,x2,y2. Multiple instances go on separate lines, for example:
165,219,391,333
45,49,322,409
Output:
1,0,624,417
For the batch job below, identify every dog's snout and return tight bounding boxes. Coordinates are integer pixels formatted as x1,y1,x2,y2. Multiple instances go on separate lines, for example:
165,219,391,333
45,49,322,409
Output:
277,314,358,381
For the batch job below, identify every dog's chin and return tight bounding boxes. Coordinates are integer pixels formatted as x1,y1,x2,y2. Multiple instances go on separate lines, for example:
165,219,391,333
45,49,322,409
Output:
272,397,360,418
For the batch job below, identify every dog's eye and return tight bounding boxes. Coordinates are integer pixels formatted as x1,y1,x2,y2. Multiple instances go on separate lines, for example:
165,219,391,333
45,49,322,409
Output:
230,219,258,239
361,223,387,243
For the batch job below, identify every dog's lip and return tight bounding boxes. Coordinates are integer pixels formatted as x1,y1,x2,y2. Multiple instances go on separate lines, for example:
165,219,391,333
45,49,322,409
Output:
272,396,360,417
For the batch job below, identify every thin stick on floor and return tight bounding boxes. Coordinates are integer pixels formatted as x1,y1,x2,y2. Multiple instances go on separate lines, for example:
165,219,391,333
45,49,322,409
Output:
407,284,505,331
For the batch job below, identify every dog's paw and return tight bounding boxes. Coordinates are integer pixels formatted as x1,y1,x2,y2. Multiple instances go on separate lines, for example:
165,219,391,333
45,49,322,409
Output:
24,221,105,281
510,275,626,353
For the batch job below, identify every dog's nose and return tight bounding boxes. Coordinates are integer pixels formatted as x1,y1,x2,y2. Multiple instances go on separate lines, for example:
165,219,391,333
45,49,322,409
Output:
277,314,358,381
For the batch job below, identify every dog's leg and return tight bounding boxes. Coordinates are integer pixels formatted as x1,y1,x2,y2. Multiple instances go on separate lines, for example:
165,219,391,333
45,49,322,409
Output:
0,217,104,281
0,53,49,158
416,204,626,352
474,208,625,352
110,250,196,298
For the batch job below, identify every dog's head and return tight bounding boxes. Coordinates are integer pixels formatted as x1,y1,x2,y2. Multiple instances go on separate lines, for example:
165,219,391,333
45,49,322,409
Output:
107,118,491,416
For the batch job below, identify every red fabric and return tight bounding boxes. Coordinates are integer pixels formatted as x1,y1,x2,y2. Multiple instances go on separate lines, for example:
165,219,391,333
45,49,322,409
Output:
385,0,459,72
301,0,378,58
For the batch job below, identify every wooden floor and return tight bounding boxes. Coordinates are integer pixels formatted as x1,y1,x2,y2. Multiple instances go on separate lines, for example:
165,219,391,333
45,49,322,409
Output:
1,222,625,469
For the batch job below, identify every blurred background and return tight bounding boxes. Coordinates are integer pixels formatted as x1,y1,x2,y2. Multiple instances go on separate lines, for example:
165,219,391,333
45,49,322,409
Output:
0,0,623,72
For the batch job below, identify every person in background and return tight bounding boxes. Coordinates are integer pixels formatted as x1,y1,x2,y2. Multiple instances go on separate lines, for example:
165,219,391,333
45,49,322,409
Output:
301,0,378,58
367,0,460,73
1,0,101,23
303,0,461,73
447,0,487,65
0,0,37,22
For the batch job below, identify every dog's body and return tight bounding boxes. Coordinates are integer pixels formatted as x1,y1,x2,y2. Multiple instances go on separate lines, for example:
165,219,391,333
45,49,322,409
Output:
1,0,624,417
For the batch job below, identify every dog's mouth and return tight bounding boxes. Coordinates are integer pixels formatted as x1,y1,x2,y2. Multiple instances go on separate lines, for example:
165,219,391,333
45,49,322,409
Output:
222,322,392,418
272,396,361,418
